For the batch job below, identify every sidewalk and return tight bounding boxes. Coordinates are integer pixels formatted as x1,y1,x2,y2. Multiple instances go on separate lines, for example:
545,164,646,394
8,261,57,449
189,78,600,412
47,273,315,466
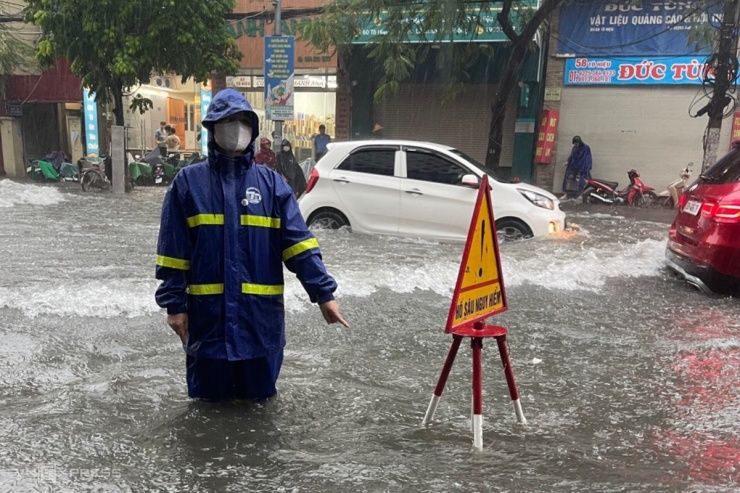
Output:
559,199,678,225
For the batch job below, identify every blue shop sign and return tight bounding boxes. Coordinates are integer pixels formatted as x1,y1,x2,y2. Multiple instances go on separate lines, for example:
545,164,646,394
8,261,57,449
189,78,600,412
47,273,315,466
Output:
564,56,711,85
200,87,211,157
83,89,100,156
557,0,722,56
264,36,295,121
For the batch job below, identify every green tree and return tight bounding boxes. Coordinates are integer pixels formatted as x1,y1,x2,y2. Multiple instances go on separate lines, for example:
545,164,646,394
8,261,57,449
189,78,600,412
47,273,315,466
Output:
302,0,564,170
24,0,242,127
0,25,35,99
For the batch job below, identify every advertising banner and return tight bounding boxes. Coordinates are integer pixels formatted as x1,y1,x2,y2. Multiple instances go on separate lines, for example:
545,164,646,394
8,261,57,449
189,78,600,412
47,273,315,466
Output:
200,84,212,157
534,110,559,164
564,56,711,85
731,112,740,148
557,0,721,56
264,36,295,121
83,89,100,156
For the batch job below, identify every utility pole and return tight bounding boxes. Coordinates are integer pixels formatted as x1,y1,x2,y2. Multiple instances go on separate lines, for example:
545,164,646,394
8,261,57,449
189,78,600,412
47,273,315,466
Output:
272,0,283,141
702,0,740,171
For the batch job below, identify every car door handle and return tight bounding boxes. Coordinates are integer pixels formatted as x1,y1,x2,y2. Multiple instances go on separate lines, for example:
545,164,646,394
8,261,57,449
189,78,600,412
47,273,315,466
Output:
405,189,424,195
333,178,350,184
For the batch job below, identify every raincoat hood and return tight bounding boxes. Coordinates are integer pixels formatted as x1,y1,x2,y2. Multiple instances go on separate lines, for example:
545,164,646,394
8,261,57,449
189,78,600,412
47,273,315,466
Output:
260,138,272,150
202,89,259,158
280,139,292,152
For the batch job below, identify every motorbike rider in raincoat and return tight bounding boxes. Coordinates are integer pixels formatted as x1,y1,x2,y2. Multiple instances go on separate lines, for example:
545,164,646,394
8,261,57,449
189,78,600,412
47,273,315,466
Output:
155,89,348,401
562,135,593,198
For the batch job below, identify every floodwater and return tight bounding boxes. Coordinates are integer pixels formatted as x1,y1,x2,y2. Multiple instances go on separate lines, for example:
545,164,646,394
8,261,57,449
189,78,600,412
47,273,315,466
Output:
0,179,738,493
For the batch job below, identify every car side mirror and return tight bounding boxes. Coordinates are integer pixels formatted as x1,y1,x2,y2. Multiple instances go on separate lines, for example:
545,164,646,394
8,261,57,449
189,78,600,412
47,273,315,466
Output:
461,174,480,188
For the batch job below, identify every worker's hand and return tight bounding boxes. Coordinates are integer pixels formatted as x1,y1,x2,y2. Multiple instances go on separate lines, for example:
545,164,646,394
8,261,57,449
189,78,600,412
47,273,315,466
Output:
319,300,349,328
167,313,189,344
562,161,568,167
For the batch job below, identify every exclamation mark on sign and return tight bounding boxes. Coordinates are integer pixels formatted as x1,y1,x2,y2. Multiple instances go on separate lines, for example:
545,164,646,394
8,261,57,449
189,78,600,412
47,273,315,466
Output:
479,220,485,278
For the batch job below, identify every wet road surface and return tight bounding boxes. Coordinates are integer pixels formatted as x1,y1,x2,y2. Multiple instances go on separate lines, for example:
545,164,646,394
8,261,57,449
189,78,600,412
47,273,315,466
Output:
0,180,738,492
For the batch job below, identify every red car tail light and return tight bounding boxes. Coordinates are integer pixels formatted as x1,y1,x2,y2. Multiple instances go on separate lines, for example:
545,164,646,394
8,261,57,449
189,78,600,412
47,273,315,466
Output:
699,201,740,223
714,204,740,223
678,193,688,209
304,168,319,195
700,202,717,217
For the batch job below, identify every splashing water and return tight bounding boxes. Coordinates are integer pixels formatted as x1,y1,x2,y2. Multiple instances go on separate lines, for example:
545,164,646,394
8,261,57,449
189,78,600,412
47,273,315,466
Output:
0,180,66,207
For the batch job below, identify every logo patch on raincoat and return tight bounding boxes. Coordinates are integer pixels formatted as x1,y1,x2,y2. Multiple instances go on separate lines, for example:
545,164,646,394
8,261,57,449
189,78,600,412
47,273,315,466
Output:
243,187,262,206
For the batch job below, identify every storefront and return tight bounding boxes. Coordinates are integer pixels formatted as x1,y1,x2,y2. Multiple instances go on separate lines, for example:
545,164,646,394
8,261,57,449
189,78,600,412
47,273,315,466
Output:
226,74,337,161
122,75,204,156
541,1,733,193
226,0,339,160
0,58,84,178
347,1,544,181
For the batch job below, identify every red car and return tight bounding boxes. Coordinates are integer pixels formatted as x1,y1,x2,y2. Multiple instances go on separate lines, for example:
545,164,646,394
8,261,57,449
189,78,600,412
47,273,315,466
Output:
666,144,740,295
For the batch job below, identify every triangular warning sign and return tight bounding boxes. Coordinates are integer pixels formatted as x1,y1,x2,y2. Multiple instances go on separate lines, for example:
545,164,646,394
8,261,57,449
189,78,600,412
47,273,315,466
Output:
445,175,507,333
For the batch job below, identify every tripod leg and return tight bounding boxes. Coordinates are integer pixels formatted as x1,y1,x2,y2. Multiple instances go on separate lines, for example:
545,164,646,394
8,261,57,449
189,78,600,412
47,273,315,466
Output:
422,335,463,425
496,335,527,424
472,337,483,450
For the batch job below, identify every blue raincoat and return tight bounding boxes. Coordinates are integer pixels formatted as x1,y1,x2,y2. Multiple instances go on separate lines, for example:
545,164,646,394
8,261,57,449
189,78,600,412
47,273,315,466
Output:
155,89,337,400
563,143,593,194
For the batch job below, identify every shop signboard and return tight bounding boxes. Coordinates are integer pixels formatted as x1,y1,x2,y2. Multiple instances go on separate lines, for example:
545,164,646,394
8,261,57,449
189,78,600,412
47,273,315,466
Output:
564,56,716,85
264,36,295,121
731,112,740,148
557,0,721,56
534,110,559,164
5,104,22,117
353,1,539,44
200,84,212,157
83,89,100,156
227,76,252,88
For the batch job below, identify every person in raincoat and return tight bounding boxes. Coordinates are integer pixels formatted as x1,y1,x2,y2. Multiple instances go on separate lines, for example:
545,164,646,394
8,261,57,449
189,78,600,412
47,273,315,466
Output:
562,135,592,198
276,139,307,198
254,137,277,171
155,89,349,402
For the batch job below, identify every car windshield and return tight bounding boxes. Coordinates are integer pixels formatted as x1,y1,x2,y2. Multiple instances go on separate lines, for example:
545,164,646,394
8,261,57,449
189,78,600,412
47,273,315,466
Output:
701,147,740,184
449,149,511,183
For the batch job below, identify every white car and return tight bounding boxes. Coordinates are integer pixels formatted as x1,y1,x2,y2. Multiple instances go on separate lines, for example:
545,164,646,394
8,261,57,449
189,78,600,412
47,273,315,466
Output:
298,140,566,242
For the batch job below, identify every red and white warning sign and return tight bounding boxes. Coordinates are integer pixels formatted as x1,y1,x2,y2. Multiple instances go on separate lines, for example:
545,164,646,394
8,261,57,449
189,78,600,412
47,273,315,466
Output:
445,175,507,334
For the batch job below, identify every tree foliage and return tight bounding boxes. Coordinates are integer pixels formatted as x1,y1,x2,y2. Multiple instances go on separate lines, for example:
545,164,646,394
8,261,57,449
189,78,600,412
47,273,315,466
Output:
0,24,35,99
24,0,242,125
302,0,563,169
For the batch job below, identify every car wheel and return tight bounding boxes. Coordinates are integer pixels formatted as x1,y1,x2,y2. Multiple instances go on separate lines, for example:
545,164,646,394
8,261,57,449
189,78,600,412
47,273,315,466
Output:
496,219,532,242
308,209,350,230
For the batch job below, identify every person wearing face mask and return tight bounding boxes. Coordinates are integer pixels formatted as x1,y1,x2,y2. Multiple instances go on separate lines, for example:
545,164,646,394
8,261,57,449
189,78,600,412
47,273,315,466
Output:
254,137,277,171
276,139,307,198
155,89,349,402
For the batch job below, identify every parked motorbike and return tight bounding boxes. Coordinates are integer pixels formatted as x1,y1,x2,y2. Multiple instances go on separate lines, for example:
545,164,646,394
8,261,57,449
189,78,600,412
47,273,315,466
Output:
152,161,167,185
581,169,657,207
657,162,693,209
78,158,111,192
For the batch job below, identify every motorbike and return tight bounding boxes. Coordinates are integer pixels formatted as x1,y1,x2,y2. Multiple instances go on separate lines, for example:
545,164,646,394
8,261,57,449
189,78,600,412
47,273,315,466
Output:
581,168,658,207
657,162,693,209
78,157,111,192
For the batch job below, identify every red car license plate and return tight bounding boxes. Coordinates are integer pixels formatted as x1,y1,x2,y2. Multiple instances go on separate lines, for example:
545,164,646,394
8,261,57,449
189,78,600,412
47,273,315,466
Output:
683,200,701,215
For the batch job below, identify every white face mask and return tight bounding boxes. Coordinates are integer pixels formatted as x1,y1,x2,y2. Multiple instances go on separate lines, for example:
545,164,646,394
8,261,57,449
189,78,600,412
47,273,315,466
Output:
214,121,251,154
283,146,290,152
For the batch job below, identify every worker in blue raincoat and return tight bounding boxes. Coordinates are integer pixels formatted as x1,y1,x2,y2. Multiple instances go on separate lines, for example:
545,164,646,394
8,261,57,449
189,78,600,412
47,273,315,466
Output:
155,89,349,401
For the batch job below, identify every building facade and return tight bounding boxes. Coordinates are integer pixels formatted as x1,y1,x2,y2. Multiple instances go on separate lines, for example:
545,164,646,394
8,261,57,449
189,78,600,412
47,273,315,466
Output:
536,0,734,193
